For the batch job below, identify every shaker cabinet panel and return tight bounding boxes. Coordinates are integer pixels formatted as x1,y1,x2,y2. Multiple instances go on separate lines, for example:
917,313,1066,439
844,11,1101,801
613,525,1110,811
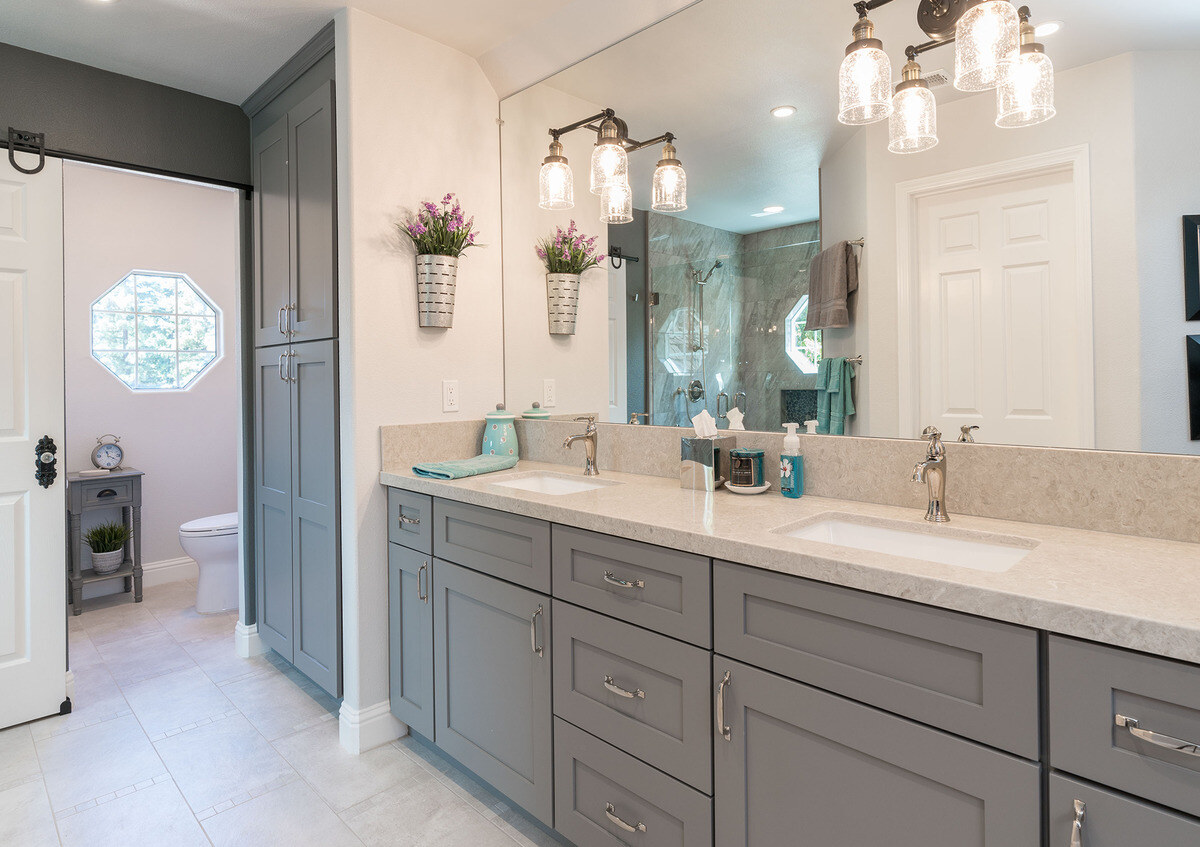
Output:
389,543,434,739
387,488,432,553
287,81,337,344
254,346,294,659
252,113,293,349
432,500,551,592
1049,773,1200,847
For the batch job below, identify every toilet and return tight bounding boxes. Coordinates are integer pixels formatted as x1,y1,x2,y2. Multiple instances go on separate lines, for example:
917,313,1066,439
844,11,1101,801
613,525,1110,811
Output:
178,512,240,614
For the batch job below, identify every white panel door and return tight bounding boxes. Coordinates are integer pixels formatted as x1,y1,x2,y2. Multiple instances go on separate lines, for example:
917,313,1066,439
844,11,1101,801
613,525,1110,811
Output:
0,153,66,728
607,263,627,424
915,167,1088,447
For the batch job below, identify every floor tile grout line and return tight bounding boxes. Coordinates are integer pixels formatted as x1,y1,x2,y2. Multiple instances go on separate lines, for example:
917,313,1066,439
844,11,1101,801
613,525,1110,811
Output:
27,718,65,846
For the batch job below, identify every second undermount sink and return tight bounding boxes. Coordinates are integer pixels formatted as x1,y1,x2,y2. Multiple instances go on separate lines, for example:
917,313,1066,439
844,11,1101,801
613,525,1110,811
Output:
489,471,622,496
778,514,1036,573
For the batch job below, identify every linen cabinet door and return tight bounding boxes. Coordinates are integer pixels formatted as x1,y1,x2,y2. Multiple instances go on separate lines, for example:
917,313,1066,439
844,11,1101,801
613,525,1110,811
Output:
433,559,553,826
388,544,434,739
289,339,341,697
254,346,294,660
713,657,1040,847
252,113,292,348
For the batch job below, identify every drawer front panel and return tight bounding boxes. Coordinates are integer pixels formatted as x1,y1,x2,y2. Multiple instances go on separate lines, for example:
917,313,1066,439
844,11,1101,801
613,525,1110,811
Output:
433,500,550,592
553,601,712,793
387,488,432,553
82,480,134,507
1049,636,1200,817
552,525,711,647
554,718,713,847
1049,774,1200,847
713,560,1039,759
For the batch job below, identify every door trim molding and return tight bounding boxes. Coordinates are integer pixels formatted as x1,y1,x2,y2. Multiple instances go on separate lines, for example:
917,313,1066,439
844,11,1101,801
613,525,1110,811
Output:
895,144,1095,446
339,699,405,754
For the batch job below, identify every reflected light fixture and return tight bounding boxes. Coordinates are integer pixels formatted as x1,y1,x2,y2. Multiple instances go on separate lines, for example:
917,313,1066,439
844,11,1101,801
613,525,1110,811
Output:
590,117,628,195
651,137,687,212
955,0,1021,92
838,11,893,125
600,180,634,225
538,136,574,210
771,105,797,118
996,8,1055,128
889,57,938,153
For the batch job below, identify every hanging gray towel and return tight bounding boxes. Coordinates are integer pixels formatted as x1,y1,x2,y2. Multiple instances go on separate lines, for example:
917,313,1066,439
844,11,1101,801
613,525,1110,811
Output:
805,241,859,330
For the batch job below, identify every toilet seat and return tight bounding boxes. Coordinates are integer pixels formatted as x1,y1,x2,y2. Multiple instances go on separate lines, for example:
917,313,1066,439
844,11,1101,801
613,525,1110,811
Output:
180,512,239,537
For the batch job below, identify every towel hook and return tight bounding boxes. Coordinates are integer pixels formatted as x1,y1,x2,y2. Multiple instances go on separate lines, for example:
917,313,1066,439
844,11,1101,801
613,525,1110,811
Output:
7,128,46,175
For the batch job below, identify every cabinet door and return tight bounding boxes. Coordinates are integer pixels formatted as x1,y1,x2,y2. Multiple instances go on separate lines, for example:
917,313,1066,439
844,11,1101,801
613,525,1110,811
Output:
1049,773,1200,847
252,113,292,348
289,339,341,697
433,559,553,826
389,544,434,739
287,81,337,344
254,346,294,659
713,656,1040,847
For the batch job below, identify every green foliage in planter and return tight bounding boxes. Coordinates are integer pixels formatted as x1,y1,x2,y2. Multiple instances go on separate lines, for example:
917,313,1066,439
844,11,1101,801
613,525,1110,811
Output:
535,221,603,274
84,521,132,554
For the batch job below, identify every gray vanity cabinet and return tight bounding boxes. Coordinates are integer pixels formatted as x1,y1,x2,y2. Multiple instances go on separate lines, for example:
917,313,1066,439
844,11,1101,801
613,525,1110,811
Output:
388,544,433,739
432,559,553,826
713,656,1041,847
1049,774,1200,846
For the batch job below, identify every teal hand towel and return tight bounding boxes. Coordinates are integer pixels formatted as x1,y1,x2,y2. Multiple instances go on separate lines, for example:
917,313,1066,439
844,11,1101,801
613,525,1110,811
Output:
412,454,518,480
816,357,856,435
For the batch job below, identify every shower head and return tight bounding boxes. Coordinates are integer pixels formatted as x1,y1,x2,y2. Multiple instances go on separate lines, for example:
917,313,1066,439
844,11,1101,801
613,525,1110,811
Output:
694,259,723,285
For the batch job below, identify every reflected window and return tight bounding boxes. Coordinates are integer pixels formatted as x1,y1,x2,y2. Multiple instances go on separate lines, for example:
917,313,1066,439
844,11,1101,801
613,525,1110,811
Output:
785,295,822,374
91,272,220,390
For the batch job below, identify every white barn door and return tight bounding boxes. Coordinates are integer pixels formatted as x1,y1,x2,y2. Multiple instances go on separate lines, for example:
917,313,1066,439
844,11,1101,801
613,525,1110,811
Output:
0,153,67,728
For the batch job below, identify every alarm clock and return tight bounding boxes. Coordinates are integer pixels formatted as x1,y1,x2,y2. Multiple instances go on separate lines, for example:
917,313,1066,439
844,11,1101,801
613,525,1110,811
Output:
91,434,124,470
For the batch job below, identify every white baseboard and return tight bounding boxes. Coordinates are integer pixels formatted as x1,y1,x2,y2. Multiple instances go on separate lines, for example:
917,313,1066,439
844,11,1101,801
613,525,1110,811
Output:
142,556,198,587
235,622,269,658
339,700,406,754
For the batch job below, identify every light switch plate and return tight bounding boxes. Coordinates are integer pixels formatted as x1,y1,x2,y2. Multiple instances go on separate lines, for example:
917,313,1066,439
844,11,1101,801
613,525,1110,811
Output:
543,379,557,408
442,380,460,413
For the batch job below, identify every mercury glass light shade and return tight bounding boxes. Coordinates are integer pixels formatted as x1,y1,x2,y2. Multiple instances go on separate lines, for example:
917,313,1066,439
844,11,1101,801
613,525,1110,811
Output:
889,69,938,154
538,139,574,210
600,180,633,225
955,0,1020,92
651,141,687,212
996,48,1055,128
590,118,628,195
838,17,893,125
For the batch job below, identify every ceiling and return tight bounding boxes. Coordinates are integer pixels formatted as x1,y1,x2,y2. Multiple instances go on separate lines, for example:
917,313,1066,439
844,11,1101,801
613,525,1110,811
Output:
532,0,1200,234
0,0,697,103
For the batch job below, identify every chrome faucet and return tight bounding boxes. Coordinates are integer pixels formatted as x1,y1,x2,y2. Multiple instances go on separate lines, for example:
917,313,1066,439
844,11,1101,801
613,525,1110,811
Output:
912,426,949,522
564,416,599,476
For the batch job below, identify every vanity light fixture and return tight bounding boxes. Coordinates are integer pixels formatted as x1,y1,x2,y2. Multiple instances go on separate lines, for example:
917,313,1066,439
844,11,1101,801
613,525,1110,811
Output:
771,105,797,118
601,180,634,225
838,10,893,125
651,137,687,212
995,7,1055,128
889,56,938,153
590,116,629,195
954,0,1020,92
538,135,574,210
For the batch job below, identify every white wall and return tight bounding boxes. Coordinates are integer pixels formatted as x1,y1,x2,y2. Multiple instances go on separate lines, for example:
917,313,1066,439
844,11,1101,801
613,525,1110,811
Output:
500,83,609,416
335,7,505,748
64,163,240,572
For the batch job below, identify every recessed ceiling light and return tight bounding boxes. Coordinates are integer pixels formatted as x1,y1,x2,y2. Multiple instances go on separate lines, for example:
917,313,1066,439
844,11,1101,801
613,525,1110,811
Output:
771,105,797,118
1034,20,1063,38
752,205,785,217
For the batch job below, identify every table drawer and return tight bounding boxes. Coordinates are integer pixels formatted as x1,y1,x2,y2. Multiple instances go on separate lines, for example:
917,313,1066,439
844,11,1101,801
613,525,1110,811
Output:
554,718,713,847
82,479,134,507
1049,773,1200,847
553,600,712,793
713,560,1040,759
1049,636,1200,817
552,525,711,647
387,488,432,553
432,499,550,592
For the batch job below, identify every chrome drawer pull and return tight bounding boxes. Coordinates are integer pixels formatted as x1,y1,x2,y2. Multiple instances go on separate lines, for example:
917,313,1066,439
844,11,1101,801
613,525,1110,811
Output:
1069,799,1085,847
398,512,421,527
530,605,544,657
603,675,645,700
278,306,287,337
717,670,731,742
604,803,646,835
418,562,428,604
1115,714,1200,757
603,571,645,590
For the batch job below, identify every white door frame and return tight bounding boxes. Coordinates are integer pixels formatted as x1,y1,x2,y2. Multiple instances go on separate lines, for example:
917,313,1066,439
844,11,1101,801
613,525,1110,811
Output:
895,144,1095,446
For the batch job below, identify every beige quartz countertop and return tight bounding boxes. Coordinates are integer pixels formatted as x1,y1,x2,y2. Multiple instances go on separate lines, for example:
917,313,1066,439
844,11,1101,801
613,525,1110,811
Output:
380,461,1200,665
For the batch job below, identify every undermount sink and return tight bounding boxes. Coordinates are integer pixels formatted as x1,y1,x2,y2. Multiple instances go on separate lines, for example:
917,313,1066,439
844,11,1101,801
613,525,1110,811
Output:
777,514,1036,573
489,472,622,496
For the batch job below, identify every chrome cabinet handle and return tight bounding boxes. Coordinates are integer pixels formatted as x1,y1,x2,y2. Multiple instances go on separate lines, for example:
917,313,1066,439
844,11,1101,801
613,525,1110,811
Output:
418,562,428,604
717,670,731,742
288,349,297,383
1115,714,1200,757
530,605,544,657
604,803,646,835
398,513,421,527
277,306,287,337
603,570,645,590
287,302,297,337
278,352,287,382
1069,799,1085,847
603,675,645,700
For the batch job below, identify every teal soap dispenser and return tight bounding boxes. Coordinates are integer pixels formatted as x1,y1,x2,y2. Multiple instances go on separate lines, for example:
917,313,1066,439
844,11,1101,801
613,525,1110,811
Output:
483,404,518,458
780,422,804,499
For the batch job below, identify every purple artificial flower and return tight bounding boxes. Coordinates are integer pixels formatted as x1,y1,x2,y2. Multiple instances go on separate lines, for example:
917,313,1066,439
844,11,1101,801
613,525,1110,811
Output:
422,201,438,215
442,193,454,205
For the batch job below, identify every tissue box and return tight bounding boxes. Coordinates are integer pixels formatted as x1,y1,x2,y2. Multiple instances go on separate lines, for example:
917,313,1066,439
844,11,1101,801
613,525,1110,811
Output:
681,436,736,490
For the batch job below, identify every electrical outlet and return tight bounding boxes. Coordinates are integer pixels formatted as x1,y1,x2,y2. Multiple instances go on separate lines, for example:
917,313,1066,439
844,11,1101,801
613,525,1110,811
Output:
442,380,460,413
543,379,557,408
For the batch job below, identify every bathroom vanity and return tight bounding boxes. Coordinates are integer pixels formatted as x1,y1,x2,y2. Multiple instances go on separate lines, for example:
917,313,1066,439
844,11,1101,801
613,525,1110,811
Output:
381,463,1200,847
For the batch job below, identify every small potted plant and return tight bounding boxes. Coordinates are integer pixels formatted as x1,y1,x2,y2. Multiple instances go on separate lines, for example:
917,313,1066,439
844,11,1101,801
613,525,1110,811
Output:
84,521,131,575
535,221,603,335
398,193,481,328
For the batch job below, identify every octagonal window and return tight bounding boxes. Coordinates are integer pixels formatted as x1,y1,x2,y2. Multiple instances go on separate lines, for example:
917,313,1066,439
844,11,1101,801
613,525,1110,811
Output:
785,295,823,374
91,272,220,390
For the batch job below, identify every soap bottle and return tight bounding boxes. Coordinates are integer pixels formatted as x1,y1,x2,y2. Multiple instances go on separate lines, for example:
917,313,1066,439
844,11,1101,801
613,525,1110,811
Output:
780,423,804,499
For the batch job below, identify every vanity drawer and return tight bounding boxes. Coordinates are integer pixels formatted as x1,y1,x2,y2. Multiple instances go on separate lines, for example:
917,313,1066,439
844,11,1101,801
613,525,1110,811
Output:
713,560,1040,760
1048,636,1200,818
1049,773,1200,847
82,479,134,507
553,600,712,793
552,525,711,647
387,488,432,553
554,718,713,847
432,499,550,592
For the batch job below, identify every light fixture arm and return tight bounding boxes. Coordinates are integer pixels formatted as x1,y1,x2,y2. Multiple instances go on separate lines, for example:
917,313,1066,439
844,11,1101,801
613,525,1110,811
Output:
548,108,615,140
547,111,675,156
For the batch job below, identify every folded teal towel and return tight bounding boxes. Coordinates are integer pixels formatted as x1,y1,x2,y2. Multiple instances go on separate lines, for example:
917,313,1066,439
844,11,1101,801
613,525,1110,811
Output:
412,454,518,480
816,357,856,435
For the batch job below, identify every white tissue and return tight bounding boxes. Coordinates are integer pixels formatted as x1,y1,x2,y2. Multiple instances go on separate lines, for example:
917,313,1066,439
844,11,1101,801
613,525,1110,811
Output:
691,409,719,437
726,407,746,431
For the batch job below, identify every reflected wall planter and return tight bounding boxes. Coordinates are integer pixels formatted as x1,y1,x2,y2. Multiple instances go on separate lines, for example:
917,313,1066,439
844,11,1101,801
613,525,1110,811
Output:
416,254,458,328
546,273,581,335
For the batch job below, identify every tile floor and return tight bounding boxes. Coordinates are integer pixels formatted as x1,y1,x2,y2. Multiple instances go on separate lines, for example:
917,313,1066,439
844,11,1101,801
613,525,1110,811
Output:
2,580,564,846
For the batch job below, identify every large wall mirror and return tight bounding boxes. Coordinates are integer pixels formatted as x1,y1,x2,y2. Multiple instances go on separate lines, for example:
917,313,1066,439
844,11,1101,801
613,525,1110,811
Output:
499,0,1200,455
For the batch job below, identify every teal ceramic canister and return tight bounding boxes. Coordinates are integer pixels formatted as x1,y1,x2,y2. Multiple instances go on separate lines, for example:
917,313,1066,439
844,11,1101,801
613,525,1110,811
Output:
522,402,552,420
483,404,518,458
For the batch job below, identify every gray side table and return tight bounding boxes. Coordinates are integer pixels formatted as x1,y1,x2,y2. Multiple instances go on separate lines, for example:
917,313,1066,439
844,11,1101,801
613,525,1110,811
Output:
67,468,144,614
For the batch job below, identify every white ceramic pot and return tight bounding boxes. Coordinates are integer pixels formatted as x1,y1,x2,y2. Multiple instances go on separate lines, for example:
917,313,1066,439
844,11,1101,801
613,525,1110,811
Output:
546,273,581,336
416,254,458,328
90,548,124,575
